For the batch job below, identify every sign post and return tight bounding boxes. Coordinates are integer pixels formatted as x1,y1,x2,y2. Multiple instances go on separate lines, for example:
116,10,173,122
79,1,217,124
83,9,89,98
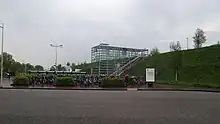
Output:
146,68,155,87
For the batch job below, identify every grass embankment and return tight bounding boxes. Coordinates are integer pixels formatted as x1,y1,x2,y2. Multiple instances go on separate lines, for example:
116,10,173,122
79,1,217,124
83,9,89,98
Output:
155,80,220,89
126,45,220,88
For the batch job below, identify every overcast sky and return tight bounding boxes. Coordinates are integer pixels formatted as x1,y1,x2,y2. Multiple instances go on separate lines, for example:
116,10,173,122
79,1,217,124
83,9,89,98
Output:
0,0,220,68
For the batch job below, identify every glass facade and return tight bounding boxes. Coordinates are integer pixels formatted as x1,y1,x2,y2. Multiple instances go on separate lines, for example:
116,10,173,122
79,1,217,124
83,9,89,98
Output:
91,43,148,75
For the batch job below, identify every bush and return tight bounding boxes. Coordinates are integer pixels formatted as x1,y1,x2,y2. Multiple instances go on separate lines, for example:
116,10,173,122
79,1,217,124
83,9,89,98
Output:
12,76,29,86
102,78,125,88
126,78,133,86
19,74,37,79
55,77,75,86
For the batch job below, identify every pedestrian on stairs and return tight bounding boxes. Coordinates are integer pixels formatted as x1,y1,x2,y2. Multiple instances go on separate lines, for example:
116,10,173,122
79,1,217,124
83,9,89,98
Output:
124,74,129,87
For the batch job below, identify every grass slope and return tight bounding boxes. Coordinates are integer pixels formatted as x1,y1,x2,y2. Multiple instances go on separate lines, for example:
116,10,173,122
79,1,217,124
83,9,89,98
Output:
126,45,220,87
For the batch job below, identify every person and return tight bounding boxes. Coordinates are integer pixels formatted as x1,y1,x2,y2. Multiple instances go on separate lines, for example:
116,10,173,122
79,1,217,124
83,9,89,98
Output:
124,74,129,86
84,79,87,88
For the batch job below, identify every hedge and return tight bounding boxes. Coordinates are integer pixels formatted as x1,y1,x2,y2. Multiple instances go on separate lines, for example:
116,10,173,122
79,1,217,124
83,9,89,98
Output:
55,77,75,86
101,78,125,88
12,76,29,86
20,74,37,79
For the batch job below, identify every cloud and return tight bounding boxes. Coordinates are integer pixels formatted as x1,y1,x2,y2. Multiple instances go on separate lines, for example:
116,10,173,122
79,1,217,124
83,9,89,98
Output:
0,0,220,67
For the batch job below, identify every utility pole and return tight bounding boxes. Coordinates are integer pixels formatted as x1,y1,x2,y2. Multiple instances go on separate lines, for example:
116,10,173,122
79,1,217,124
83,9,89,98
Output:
186,37,189,50
0,23,4,87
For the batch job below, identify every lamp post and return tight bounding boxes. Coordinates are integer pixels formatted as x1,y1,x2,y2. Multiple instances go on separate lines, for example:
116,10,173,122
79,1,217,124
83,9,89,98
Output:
0,23,4,87
50,43,63,71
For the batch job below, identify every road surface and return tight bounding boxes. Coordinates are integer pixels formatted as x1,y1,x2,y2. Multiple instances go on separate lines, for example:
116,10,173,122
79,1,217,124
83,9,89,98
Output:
0,89,220,124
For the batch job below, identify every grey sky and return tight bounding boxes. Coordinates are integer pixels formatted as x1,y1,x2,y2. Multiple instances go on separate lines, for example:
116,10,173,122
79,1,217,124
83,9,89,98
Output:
0,0,220,68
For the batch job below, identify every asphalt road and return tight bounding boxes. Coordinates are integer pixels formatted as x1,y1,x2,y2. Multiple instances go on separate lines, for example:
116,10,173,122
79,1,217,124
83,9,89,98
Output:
0,90,220,124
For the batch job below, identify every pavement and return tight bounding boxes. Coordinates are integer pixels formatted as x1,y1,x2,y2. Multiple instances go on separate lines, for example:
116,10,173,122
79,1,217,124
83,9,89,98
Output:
2,78,12,87
0,89,220,124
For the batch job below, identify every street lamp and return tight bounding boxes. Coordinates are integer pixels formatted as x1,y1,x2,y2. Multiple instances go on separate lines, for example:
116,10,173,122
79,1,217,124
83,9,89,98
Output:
50,43,63,71
0,23,4,87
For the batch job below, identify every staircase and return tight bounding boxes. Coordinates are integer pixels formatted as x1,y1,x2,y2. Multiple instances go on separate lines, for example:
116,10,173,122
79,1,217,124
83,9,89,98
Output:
91,58,131,76
109,56,143,77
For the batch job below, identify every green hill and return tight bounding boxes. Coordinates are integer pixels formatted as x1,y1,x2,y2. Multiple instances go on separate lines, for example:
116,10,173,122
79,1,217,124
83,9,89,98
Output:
75,63,92,74
77,45,220,86
126,45,220,85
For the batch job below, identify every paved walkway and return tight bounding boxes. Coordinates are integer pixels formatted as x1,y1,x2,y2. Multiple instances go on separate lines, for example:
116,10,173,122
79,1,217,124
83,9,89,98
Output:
2,78,12,87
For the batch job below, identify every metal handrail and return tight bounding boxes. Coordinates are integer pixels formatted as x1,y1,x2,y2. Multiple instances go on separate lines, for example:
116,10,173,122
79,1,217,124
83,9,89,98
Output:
110,56,141,76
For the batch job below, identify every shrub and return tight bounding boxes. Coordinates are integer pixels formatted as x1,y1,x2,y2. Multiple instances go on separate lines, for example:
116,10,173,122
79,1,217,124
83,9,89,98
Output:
22,74,37,79
55,77,75,86
126,78,133,86
102,78,125,88
12,76,29,86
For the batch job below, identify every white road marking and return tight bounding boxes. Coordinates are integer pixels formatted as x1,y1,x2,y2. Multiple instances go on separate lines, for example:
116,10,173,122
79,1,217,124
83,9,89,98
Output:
127,88,138,91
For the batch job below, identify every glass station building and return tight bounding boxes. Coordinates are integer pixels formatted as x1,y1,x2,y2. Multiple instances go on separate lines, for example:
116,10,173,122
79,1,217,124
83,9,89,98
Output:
91,43,148,75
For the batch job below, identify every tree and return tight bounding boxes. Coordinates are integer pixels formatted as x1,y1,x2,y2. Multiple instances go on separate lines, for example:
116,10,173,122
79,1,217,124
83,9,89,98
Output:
25,63,35,71
0,52,44,75
193,28,206,48
34,65,44,71
57,64,62,71
170,41,181,51
0,52,15,72
149,47,160,56
71,63,75,70
50,66,56,71
61,66,67,71
10,61,22,75
66,62,70,67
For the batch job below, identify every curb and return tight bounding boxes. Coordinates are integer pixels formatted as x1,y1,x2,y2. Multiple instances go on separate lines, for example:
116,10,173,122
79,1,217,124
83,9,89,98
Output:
137,88,220,93
0,87,128,91
0,87,220,92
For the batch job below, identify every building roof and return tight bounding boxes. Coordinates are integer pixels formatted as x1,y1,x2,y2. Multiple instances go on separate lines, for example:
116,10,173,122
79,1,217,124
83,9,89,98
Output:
28,70,86,74
92,43,148,52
